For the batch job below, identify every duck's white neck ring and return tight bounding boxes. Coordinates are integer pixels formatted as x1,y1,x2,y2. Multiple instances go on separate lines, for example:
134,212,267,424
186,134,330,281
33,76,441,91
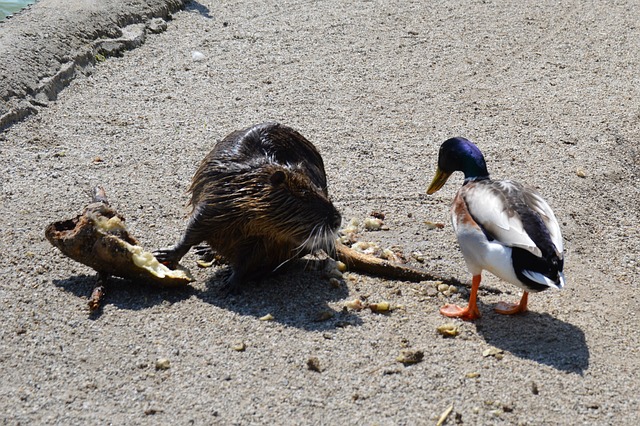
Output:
463,176,490,184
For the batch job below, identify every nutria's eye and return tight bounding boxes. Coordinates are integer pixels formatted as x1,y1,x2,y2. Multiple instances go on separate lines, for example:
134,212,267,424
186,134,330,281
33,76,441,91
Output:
270,170,286,186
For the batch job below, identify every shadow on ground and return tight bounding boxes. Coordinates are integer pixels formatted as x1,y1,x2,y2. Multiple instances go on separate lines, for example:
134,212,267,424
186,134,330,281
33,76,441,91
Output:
474,302,589,374
193,262,362,332
52,274,195,318
187,1,213,19
52,261,361,331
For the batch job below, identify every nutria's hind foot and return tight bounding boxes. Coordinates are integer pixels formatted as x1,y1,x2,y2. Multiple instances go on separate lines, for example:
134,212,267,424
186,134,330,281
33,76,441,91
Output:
194,244,215,262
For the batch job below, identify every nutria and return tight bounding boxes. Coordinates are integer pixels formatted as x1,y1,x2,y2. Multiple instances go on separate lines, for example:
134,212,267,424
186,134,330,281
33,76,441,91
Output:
155,122,343,291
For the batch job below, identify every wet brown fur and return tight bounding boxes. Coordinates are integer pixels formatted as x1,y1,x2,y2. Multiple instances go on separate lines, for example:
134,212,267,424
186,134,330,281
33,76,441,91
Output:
155,122,342,289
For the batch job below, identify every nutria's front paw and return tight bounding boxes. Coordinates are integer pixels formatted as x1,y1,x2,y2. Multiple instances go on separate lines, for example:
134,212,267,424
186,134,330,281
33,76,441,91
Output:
153,248,180,269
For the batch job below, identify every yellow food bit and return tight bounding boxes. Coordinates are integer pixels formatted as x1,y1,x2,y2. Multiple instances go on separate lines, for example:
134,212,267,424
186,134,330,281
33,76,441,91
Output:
368,301,391,313
345,299,364,311
436,323,459,337
231,342,246,351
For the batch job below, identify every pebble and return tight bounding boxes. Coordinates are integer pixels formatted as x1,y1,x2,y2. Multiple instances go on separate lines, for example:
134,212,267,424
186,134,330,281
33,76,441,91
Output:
155,358,170,370
191,51,205,61
231,341,246,352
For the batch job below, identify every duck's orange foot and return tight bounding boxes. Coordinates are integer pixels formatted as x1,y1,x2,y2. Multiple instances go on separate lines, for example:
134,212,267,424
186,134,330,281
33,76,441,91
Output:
494,292,529,315
440,304,481,321
494,301,528,315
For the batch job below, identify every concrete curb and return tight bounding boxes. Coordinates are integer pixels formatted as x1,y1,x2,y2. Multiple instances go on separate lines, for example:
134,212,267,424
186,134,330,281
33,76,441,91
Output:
0,0,189,131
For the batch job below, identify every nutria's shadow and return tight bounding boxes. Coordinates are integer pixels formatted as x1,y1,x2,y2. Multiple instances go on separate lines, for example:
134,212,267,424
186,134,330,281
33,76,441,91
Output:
52,274,194,319
193,263,362,332
473,301,589,374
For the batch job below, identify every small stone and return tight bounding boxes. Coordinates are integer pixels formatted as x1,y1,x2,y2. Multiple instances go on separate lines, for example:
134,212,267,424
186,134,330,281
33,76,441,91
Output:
147,18,167,34
191,51,206,61
437,283,450,293
307,357,322,372
231,341,246,351
482,347,504,358
155,358,170,370
411,251,425,263
531,381,539,395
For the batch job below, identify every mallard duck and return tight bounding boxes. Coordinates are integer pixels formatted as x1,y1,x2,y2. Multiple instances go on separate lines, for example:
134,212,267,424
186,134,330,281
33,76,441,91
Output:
427,137,565,320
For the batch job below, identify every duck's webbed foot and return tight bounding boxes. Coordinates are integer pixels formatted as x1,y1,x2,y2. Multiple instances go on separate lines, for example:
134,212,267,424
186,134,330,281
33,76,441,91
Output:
494,292,529,315
440,274,482,321
440,303,481,321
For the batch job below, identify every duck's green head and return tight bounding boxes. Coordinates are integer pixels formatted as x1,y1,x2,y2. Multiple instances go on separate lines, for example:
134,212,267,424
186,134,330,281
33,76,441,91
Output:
427,137,489,194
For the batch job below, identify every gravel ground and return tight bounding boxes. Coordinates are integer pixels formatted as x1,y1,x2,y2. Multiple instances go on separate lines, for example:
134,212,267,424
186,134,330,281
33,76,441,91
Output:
1,0,639,424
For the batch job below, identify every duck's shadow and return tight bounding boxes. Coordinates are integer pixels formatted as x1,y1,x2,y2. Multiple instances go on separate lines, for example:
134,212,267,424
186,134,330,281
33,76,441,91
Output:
52,274,195,318
193,263,362,332
474,300,589,374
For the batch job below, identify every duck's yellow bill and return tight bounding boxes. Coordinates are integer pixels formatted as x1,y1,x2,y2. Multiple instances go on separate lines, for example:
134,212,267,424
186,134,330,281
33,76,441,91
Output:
427,167,451,194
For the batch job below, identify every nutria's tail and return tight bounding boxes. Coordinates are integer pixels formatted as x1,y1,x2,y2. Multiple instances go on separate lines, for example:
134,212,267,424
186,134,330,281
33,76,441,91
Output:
336,243,460,284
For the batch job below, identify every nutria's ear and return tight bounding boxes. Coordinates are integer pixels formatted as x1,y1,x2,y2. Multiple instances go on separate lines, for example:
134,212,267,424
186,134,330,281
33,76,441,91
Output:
270,170,286,186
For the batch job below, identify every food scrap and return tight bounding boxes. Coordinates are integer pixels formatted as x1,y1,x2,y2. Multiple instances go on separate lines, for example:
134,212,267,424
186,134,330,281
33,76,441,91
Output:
87,286,105,312
436,323,459,337
396,349,424,365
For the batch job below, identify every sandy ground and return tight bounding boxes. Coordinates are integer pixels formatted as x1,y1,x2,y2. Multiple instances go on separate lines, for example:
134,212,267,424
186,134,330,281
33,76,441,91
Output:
1,0,639,424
